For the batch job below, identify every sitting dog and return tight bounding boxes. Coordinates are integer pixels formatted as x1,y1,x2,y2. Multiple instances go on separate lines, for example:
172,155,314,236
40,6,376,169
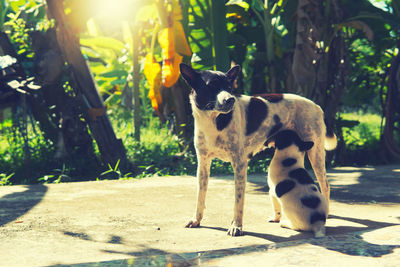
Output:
267,130,328,237
179,63,336,236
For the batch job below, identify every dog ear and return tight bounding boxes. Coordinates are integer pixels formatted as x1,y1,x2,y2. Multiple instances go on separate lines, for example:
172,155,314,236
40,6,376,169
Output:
271,130,294,150
226,65,241,83
264,136,275,148
299,141,314,151
180,63,199,88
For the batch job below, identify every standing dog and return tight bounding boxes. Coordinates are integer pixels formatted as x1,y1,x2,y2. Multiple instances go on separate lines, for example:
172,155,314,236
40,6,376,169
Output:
180,63,336,236
267,130,328,237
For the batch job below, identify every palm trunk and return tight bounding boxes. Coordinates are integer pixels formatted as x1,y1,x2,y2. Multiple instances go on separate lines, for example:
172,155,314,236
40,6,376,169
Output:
382,49,400,160
46,0,127,168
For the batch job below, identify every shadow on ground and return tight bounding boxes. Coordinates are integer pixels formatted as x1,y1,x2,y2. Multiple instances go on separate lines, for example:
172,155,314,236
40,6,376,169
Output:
201,213,399,244
248,165,400,204
328,166,400,203
0,184,47,226
51,212,400,267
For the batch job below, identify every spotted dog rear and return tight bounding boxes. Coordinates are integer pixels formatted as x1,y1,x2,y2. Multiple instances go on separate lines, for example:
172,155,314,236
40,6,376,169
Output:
267,130,328,237
180,63,336,236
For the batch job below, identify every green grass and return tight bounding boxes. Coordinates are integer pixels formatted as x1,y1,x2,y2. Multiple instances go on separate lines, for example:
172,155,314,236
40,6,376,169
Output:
0,110,389,185
109,110,197,178
337,112,386,165
340,112,382,148
0,118,101,185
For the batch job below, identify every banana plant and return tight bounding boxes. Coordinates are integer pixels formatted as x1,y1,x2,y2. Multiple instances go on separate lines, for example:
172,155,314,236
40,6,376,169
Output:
225,0,292,93
80,0,193,140
185,0,229,71
80,22,130,100
0,1,9,31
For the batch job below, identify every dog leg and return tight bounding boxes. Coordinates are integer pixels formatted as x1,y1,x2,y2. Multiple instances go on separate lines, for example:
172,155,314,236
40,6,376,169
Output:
268,194,281,223
307,141,330,205
185,155,211,228
227,160,248,236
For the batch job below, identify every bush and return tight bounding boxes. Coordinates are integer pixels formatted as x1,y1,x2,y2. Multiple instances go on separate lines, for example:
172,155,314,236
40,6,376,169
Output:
339,112,384,165
0,109,389,185
0,117,101,185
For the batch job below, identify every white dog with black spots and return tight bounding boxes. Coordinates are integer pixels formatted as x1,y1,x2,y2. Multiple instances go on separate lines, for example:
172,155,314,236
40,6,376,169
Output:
267,129,328,237
180,63,336,236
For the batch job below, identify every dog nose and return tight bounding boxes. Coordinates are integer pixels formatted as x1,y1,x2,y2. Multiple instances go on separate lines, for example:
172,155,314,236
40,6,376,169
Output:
225,97,235,107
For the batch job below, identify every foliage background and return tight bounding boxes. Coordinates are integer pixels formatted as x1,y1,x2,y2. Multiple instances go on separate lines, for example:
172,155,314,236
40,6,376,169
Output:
0,0,399,185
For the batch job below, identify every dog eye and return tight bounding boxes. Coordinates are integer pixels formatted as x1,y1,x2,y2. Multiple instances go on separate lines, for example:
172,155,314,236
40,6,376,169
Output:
207,81,220,88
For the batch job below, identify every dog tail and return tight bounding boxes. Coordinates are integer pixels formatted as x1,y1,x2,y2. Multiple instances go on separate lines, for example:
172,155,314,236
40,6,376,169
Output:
324,122,337,151
325,133,337,151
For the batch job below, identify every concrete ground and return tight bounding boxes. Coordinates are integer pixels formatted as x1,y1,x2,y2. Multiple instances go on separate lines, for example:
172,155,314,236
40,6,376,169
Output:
0,165,399,266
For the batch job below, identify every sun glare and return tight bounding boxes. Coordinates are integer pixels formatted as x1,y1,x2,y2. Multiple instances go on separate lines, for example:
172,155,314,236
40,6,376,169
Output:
93,0,136,21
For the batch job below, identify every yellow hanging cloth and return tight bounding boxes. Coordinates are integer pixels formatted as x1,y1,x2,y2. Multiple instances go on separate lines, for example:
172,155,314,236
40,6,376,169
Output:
158,27,183,87
144,53,162,113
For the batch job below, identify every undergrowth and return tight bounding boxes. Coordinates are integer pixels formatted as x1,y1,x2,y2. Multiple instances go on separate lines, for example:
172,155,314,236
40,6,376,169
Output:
0,110,390,185
340,112,381,148
338,112,384,165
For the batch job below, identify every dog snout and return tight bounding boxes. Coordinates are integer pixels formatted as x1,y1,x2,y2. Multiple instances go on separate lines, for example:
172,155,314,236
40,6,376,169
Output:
225,97,235,107
221,97,235,112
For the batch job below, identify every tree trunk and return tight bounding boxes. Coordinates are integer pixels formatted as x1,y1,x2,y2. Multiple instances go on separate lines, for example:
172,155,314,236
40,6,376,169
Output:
171,79,190,139
31,29,95,159
132,25,141,142
0,31,59,145
381,49,400,160
292,0,323,98
210,0,230,72
46,0,127,168
292,0,348,135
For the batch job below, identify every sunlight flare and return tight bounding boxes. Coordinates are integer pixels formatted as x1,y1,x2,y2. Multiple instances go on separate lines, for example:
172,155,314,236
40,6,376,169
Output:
92,0,136,21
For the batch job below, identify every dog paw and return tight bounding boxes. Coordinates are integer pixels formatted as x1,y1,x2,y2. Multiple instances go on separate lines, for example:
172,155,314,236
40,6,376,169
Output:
279,219,292,230
314,231,325,238
227,224,243,236
268,214,281,223
268,217,280,223
314,227,326,238
185,220,200,228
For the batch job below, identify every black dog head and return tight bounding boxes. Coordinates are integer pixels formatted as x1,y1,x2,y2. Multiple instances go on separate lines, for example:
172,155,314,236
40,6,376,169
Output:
180,63,241,113
269,130,314,152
